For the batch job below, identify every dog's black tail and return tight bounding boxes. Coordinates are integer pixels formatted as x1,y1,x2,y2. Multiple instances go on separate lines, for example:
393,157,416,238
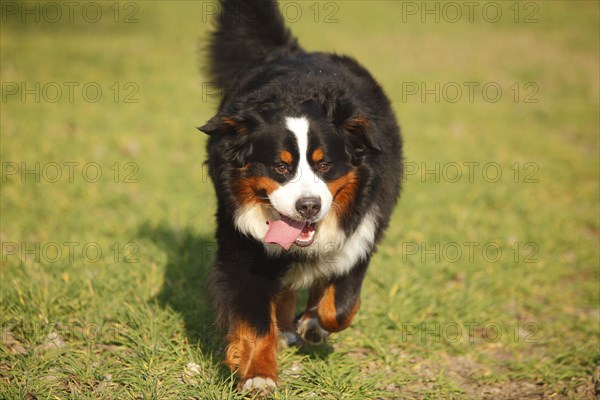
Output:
205,0,301,92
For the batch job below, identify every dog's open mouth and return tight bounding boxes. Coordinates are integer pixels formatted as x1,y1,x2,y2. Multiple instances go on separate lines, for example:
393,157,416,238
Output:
265,216,316,250
295,223,316,247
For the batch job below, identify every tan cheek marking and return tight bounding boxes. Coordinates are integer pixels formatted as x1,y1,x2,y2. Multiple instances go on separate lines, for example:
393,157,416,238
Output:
234,176,280,205
312,148,325,163
327,170,359,217
280,151,293,164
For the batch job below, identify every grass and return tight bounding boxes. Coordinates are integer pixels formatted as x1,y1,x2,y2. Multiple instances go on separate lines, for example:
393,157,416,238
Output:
1,1,598,399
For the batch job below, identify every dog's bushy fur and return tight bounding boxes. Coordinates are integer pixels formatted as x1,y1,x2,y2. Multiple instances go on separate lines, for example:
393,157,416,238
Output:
199,0,403,393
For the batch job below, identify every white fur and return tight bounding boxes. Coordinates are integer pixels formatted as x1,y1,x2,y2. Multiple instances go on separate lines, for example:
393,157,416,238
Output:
233,203,275,243
233,202,378,289
241,376,277,392
268,117,333,222
282,210,378,289
234,202,343,258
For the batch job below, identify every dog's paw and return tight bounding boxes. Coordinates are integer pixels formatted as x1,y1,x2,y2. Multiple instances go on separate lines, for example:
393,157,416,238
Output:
279,330,302,347
241,376,277,396
297,316,329,345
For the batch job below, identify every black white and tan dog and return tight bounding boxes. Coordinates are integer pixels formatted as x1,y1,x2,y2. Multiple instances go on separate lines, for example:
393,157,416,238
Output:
199,0,403,393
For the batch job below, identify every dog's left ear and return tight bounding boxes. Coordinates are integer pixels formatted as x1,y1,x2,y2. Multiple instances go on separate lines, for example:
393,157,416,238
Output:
342,115,381,152
331,99,381,152
197,115,247,136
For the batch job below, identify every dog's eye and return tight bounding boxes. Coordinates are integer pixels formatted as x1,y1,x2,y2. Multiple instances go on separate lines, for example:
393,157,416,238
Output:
274,164,290,175
317,162,332,173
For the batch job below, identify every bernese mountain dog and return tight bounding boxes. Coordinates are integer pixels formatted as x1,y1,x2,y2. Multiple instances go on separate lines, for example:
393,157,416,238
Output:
199,0,403,393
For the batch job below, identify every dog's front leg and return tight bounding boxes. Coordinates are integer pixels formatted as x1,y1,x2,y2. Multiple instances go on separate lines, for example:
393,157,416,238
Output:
297,259,369,344
222,281,279,394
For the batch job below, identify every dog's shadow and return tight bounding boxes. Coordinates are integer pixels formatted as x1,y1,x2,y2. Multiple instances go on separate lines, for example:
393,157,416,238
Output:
139,222,221,351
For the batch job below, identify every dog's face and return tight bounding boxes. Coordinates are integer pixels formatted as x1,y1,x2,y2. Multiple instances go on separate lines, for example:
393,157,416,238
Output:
202,99,380,248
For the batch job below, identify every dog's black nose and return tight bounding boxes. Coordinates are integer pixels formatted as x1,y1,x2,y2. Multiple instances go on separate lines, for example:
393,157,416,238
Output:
296,197,321,220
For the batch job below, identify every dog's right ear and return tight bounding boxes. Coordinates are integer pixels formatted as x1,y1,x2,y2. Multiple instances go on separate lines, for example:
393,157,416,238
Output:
197,115,247,136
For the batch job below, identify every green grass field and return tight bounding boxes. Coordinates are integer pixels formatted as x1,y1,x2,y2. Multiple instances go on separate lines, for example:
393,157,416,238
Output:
1,1,598,399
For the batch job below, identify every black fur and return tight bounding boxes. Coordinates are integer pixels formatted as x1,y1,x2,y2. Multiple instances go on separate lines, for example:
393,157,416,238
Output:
205,0,301,93
199,0,403,389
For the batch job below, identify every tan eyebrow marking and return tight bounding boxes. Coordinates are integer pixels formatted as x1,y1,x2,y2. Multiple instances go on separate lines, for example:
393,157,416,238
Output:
280,150,293,164
312,148,325,163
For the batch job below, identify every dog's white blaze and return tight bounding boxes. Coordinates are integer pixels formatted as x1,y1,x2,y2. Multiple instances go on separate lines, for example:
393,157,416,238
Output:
268,117,332,222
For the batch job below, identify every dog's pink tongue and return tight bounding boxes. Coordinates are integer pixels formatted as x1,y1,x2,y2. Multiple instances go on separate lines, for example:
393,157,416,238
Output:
265,217,307,250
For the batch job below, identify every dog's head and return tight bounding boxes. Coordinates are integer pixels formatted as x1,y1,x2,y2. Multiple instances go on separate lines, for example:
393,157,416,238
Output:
200,97,380,249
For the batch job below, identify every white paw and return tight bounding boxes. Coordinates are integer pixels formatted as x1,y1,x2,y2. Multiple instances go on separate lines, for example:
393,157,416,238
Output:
297,317,329,345
241,376,277,393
